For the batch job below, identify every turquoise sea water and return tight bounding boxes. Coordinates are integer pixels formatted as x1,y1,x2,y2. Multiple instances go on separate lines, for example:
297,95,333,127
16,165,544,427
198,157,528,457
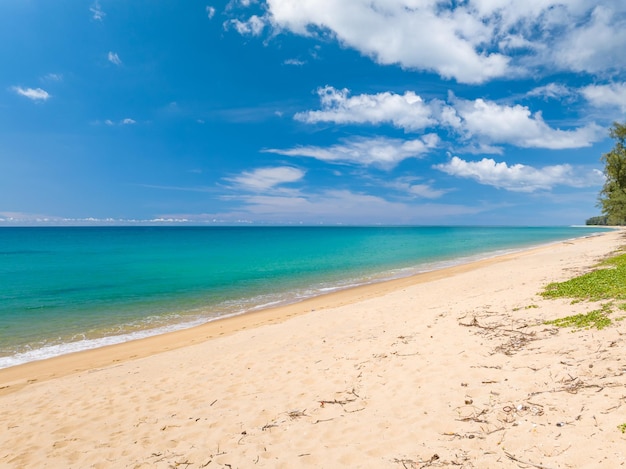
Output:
0,226,611,368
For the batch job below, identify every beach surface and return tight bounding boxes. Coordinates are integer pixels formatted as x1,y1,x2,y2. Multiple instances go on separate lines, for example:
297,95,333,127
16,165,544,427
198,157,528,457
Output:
1,230,625,468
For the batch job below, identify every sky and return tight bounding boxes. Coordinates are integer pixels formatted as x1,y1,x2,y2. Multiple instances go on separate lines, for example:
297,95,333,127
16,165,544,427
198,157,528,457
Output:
1,0,625,226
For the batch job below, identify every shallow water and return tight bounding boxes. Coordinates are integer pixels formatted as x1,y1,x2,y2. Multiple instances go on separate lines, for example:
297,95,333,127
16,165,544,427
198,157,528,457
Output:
0,225,610,367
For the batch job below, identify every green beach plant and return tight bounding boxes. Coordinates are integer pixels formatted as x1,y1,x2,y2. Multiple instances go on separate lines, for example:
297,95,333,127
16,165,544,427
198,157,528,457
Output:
541,251,626,330
618,423,626,434
542,252,626,302
544,305,613,331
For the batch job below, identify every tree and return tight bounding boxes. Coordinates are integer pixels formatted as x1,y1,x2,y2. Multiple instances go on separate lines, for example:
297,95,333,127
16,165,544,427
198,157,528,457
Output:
586,215,608,225
599,122,626,225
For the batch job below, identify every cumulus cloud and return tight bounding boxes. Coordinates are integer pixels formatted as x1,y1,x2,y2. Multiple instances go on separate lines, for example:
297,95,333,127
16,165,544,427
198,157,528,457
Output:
229,1,626,83
12,86,51,101
435,156,605,192
108,52,122,66
294,87,602,150
224,166,305,191
206,6,216,19
295,86,435,131
122,118,136,125
261,0,508,84
447,97,603,149
549,5,626,75
266,135,439,170
581,82,626,112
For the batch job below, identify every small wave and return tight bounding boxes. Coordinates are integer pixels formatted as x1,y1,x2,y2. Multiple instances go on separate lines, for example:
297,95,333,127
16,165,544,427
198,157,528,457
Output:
0,317,211,370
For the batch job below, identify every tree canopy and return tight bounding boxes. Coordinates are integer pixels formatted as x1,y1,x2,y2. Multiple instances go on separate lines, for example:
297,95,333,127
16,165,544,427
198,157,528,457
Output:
598,122,626,225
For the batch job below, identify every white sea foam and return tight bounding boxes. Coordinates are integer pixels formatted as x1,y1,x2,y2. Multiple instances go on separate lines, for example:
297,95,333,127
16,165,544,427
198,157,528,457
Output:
0,317,210,369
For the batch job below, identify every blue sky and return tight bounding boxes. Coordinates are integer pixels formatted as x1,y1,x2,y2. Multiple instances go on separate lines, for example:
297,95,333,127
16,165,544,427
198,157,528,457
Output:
1,0,625,225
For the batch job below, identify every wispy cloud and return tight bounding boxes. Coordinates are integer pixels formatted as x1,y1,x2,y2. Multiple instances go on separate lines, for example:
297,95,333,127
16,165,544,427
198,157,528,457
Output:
90,1,105,21
41,73,63,82
526,83,574,101
266,135,439,170
12,86,51,101
220,189,482,224
224,166,305,192
284,58,305,66
108,51,122,66
206,6,216,19
99,118,137,126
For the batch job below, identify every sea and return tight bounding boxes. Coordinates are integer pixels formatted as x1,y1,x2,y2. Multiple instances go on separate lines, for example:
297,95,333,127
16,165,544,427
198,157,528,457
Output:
0,225,612,369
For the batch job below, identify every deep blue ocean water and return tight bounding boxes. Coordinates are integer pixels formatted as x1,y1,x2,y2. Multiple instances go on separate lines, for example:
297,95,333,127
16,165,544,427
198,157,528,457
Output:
0,226,611,368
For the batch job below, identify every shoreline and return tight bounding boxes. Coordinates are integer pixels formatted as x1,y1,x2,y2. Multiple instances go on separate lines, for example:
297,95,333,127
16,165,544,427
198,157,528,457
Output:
0,239,544,395
0,231,612,394
0,228,612,374
1,229,625,467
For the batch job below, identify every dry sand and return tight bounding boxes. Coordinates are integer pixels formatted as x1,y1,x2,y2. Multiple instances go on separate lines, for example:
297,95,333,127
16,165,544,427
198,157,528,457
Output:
1,230,626,468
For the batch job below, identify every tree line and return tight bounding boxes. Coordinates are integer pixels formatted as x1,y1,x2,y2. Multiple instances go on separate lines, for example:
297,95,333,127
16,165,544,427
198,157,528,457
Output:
587,122,626,226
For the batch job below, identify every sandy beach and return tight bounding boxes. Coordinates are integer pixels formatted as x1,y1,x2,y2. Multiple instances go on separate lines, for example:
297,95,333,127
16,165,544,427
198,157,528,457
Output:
1,230,625,468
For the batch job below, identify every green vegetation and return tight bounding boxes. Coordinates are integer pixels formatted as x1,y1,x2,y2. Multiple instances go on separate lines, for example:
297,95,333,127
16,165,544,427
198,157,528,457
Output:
598,122,626,225
542,252,626,301
541,251,626,330
586,215,608,226
545,305,612,330
619,423,626,434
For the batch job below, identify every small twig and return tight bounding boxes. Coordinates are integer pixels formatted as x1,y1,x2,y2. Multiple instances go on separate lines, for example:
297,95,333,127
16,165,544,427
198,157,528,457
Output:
312,418,335,424
504,451,555,469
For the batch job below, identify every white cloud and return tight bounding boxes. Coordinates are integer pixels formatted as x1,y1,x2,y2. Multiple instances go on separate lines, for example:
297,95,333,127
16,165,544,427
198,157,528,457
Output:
527,83,573,101
90,1,105,21
230,1,626,83
266,135,439,169
108,52,122,66
435,156,604,192
206,6,216,19
12,86,51,101
284,58,305,66
549,5,626,75
227,0,258,8
293,87,601,150
226,189,479,224
224,166,305,191
122,118,136,125
295,86,435,131
261,0,508,84
41,73,63,82
387,178,448,199
448,97,603,149
227,15,266,35
581,82,626,112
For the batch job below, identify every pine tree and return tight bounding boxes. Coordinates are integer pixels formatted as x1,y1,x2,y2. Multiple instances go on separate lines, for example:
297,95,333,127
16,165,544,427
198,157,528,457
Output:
599,122,626,225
